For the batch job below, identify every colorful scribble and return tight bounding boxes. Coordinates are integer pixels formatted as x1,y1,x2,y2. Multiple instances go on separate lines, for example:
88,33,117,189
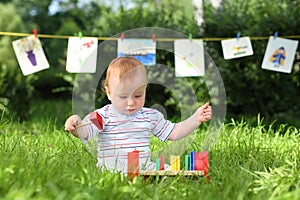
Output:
17,37,38,66
269,47,286,67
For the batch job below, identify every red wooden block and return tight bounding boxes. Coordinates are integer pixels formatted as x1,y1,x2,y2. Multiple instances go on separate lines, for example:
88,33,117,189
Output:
127,150,139,178
160,156,165,170
194,151,209,181
90,111,103,130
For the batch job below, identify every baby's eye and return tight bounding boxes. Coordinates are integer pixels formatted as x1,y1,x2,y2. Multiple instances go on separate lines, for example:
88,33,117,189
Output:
119,96,127,99
135,95,142,98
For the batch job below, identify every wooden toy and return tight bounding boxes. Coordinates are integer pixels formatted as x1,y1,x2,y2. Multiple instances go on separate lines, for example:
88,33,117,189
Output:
74,111,103,138
75,122,91,138
194,151,209,181
170,156,175,170
190,151,195,170
170,155,180,170
127,150,209,180
160,155,165,170
185,155,190,170
127,150,139,178
139,170,204,176
89,111,103,130
156,158,160,170
194,151,209,172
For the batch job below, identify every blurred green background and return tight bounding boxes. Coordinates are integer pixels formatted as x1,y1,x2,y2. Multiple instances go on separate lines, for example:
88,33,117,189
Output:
1,0,300,128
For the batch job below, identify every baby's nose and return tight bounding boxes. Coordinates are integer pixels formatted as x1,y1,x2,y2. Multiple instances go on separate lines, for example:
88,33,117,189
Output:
127,97,135,105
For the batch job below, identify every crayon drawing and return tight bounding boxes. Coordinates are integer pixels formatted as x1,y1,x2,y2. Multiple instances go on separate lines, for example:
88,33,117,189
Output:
262,36,298,73
118,39,156,65
221,36,253,59
174,39,205,77
12,35,49,76
66,37,98,73
269,47,286,67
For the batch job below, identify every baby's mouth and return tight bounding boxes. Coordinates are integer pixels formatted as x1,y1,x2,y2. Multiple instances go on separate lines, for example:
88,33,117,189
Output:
128,108,134,112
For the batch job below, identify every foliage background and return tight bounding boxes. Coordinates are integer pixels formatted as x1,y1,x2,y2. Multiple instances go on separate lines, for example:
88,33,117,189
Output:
0,0,300,127
1,1,300,199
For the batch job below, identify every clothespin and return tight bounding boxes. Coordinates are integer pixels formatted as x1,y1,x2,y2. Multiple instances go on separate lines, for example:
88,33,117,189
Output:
152,33,156,42
120,32,125,41
78,31,83,39
274,31,278,39
189,33,193,42
236,32,240,41
33,28,37,37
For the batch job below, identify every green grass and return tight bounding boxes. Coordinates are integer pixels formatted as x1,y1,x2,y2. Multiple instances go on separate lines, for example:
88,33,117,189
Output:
0,101,300,200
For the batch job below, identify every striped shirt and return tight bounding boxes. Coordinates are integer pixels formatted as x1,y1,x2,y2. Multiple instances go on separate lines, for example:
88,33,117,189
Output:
81,104,175,172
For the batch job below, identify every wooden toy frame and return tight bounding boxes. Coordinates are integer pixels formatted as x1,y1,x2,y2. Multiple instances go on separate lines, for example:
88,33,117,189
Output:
139,170,204,176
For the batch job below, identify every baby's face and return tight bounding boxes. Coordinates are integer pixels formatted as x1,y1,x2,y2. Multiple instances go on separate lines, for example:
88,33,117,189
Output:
106,72,147,115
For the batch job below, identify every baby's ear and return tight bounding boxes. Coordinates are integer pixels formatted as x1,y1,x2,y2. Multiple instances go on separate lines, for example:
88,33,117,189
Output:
105,86,112,100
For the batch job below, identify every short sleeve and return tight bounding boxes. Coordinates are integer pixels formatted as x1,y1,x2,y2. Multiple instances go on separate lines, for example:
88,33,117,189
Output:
150,109,175,142
80,109,103,143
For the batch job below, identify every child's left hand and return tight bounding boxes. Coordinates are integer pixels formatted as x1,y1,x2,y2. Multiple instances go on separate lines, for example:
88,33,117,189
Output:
168,102,212,141
198,102,212,123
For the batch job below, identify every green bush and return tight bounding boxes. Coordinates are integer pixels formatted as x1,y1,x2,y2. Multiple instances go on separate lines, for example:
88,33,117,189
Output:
0,64,35,121
203,0,300,126
0,3,35,121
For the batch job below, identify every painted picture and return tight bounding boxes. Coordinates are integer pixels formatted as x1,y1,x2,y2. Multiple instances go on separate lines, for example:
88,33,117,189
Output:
262,36,298,73
221,36,253,59
12,35,49,76
66,37,98,73
174,39,205,77
118,39,156,65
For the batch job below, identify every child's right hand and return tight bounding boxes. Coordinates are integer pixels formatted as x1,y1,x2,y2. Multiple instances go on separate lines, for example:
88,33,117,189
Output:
64,115,81,137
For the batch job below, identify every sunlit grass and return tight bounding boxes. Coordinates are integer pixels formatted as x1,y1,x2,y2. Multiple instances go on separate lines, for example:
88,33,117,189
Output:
1,109,300,199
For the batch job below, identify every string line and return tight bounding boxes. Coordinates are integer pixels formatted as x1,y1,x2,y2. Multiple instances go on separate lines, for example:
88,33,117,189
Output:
1,31,300,41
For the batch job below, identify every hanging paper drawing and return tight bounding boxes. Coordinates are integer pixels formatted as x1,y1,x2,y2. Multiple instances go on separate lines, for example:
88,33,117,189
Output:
12,35,49,76
117,39,156,65
66,37,98,73
174,39,205,77
221,36,253,59
262,36,298,73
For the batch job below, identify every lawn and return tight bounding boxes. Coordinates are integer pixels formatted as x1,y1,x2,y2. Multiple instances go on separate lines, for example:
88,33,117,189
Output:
0,99,299,200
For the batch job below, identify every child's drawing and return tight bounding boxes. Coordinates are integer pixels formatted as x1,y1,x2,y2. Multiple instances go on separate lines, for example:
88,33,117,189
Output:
262,36,298,73
12,35,49,76
221,36,253,59
66,37,98,73
118,39,156,65
174,39,205,77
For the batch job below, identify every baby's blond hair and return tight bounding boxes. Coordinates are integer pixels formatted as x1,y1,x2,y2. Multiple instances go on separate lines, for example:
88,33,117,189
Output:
104,57,147,90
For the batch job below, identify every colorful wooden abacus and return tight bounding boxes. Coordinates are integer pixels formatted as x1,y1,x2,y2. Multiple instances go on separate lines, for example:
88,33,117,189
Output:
128,150,209,180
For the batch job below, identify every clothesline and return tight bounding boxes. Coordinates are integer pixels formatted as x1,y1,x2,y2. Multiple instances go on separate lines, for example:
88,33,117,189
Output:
1,31,300,41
